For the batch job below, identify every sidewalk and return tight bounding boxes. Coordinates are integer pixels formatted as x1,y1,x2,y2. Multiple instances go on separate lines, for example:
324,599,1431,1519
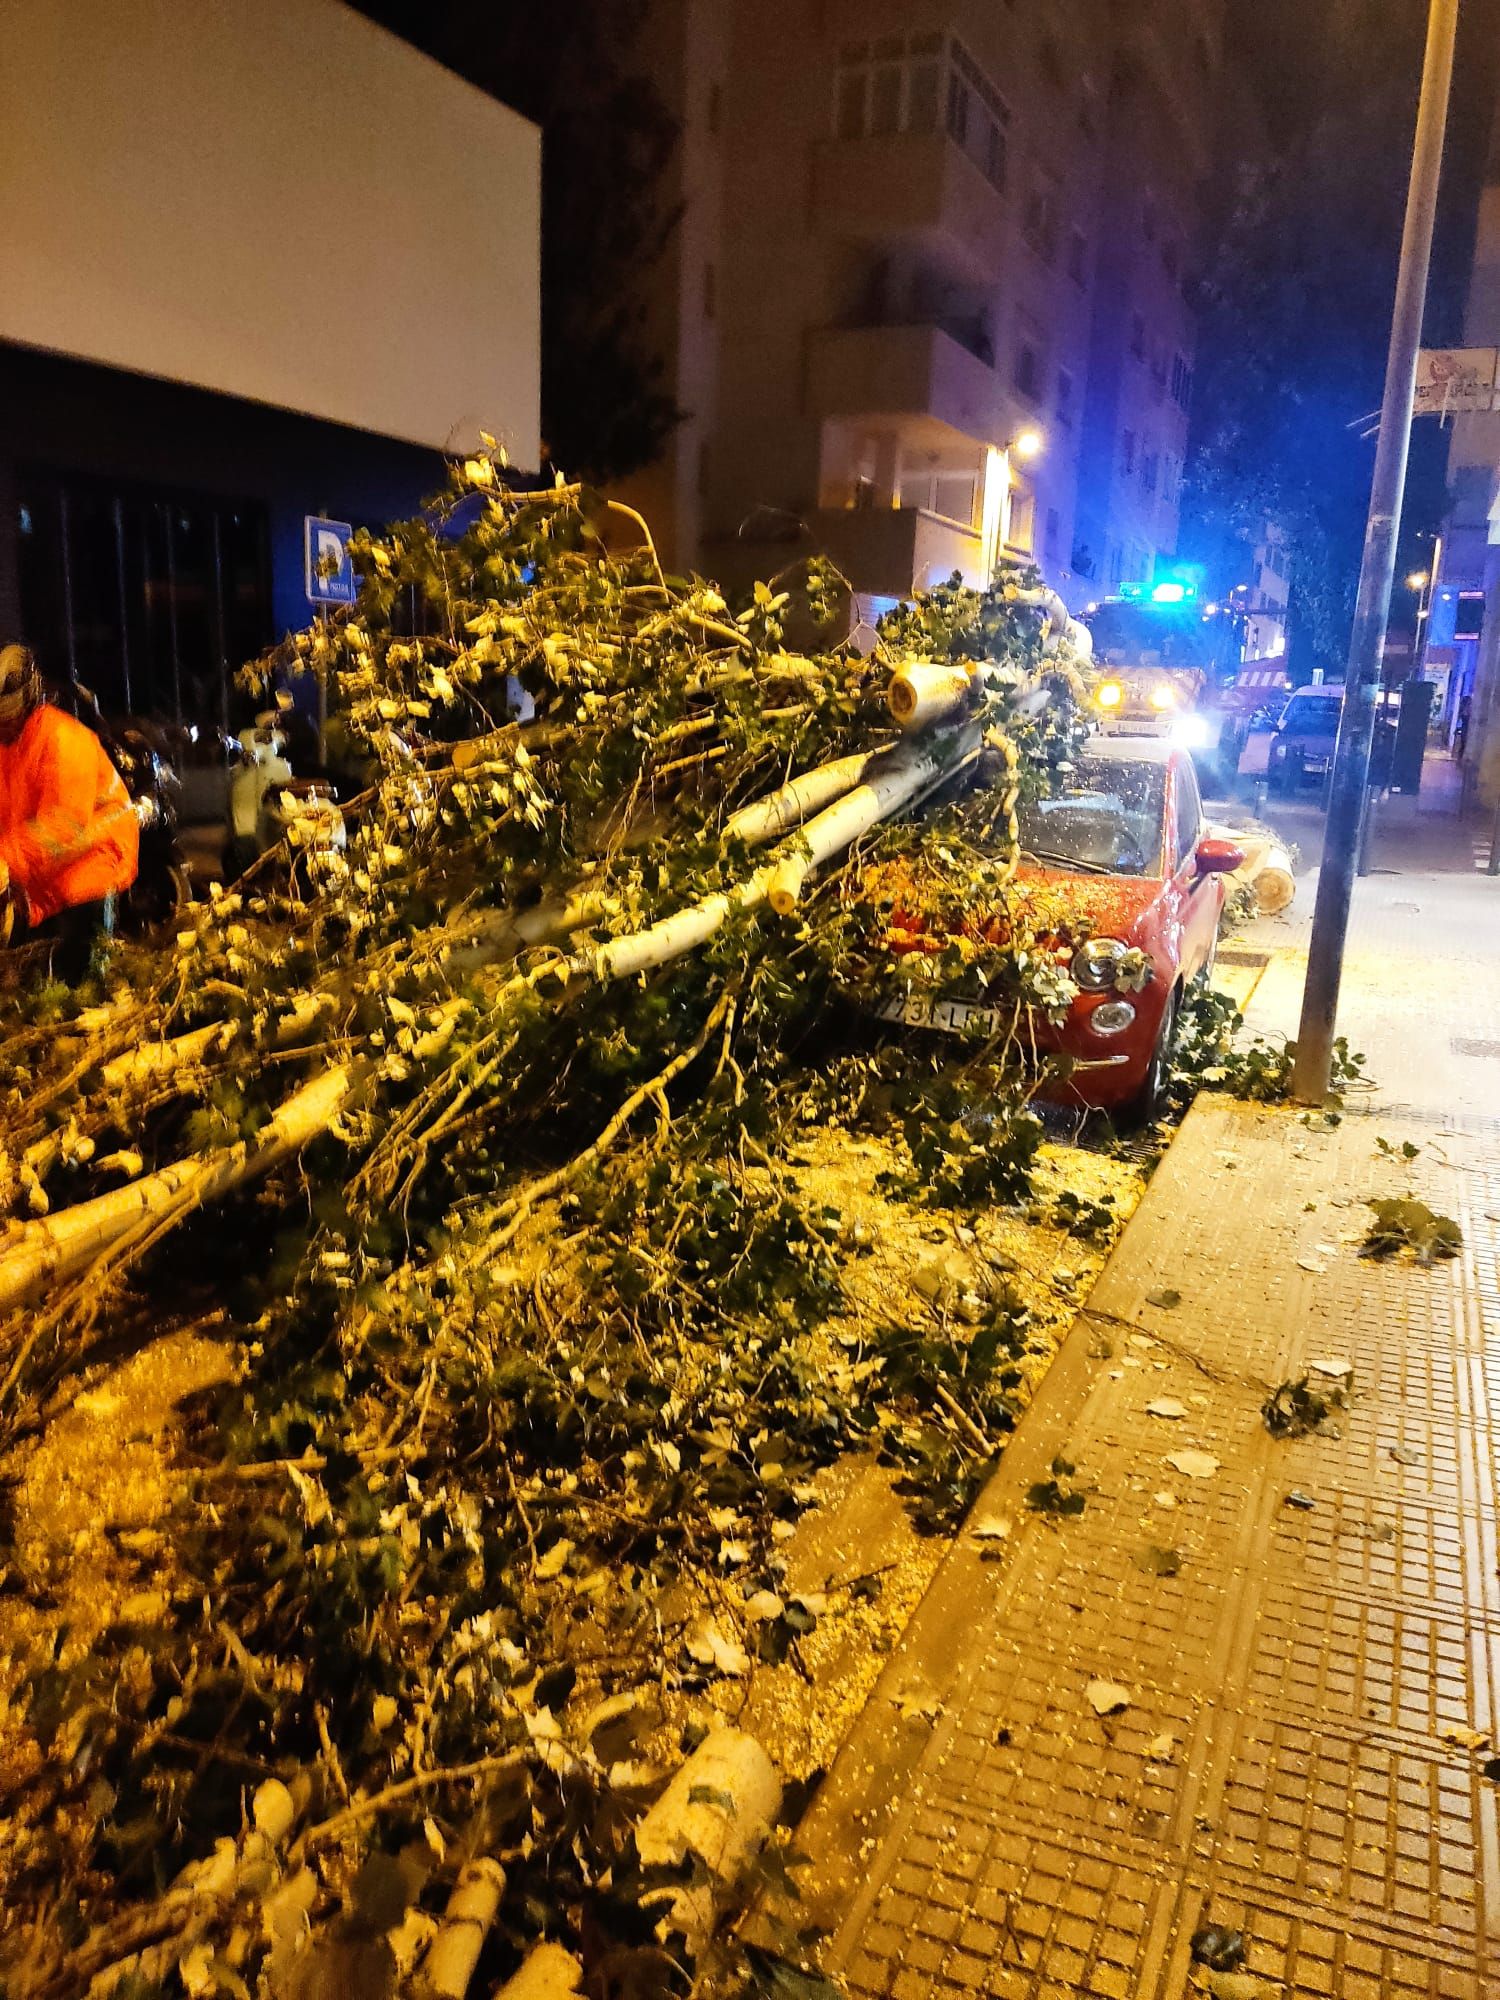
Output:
764,775,1500,1996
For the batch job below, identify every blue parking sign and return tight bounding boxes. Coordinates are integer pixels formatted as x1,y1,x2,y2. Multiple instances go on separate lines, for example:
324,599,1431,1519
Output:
305,516,357,605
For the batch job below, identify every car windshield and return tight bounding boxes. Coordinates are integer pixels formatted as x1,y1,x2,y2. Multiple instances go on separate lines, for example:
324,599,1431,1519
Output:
1281,696,1342,735
1015,757,1166,877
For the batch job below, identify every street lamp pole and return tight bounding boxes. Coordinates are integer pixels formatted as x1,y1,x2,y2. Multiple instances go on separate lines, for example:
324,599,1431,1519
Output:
1290,0,1460,1104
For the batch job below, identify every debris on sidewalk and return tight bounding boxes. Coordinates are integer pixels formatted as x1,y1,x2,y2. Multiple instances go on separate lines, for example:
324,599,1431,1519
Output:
1165,1447,1221,1479
1261,1366,1351,1439
1085,1678,1132,1717
1361,1195,1462,1263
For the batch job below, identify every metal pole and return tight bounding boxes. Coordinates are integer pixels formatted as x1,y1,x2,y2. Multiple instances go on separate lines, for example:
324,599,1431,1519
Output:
1291,0,1459,1104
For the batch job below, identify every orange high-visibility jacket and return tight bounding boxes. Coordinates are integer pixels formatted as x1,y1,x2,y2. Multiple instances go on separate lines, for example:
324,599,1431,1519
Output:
0,706,140,925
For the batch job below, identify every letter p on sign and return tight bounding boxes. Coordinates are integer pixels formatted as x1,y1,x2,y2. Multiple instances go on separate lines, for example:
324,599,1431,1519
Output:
305,517,356,605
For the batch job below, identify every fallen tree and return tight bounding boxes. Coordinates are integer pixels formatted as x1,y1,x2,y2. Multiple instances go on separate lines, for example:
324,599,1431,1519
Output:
0,466,1098,1995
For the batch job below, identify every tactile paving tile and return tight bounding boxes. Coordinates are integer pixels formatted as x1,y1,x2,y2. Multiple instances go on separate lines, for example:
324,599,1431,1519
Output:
1242,1583,1489,1742
842,1818,1172,2000
1174,1884,1486,1999
1210,1716,1487,1941
922,1623,1208,1859
1266,1485,1499,1626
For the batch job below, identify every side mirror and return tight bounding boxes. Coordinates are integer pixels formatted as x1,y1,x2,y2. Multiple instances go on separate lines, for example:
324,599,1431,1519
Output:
1195,836,1244,875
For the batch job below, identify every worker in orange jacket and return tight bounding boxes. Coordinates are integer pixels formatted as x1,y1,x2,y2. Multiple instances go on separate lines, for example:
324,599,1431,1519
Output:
0,644,139,977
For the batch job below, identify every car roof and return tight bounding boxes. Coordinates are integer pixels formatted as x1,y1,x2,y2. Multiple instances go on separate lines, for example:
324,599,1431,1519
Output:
1080,734,1175,766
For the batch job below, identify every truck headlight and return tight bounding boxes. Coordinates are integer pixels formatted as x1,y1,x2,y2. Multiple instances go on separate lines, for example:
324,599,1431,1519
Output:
1149,683,1178,711
1096,682,1125,710
1073,938,1129,991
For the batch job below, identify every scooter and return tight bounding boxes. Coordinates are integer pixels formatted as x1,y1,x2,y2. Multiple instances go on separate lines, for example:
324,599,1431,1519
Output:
225,714,347,888
67,687,193,939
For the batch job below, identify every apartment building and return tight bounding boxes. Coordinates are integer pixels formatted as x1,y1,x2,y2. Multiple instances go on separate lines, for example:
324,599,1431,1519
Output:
627,0,1221,617
1421,104,1500,747
1073,3,1217,602
1243,525,1291,665
0,0,540,727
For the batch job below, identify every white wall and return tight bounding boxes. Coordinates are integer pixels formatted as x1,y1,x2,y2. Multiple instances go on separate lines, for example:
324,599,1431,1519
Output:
0,0,540,462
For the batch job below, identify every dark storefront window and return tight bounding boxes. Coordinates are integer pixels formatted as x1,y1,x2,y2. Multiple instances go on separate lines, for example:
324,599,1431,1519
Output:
17,469,271,728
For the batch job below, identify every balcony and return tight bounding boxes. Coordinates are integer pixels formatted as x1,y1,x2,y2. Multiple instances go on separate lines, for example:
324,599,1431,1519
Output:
806,320,1001,449
709,506,986,604
812,131,1008,284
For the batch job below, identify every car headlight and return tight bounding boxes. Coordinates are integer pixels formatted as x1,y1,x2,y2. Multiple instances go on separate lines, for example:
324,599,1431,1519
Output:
1073,938,1129,991
1149,683,1178,711
1090,1000,1137,1036
1095,682,1125,710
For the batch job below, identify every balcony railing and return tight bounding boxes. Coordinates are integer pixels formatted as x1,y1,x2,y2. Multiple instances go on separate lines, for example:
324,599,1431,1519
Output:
806,320,1001,446
710,505,986,603
811,129,1008,283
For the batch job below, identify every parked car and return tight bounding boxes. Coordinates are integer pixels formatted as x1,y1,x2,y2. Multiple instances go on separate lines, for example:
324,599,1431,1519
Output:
1266,686,1344,793
872,738,1242,1120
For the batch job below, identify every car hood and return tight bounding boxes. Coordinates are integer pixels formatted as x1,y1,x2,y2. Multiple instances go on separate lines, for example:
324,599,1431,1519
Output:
1008,863,1162,943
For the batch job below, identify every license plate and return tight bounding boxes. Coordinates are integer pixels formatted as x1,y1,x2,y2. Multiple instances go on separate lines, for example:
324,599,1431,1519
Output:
874,992,1007,1037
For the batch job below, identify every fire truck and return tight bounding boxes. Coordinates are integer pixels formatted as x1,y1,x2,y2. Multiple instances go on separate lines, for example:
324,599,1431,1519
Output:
1079,583,1289,788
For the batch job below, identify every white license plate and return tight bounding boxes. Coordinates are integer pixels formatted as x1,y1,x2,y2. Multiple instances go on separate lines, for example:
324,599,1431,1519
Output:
874,992,1007,1037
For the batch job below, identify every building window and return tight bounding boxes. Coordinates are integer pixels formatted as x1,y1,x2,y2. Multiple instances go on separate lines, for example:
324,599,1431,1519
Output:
17,467,270,728
1142,451,1159,494
946,38,1009,191
1014,339,1042,401
835,34,1006,191
834,32,945,144
1171,352,1194,408
1056,367,1074,426
1130,314,1146,360
896,459,978,528
1045,506,1060,556
1023,169,1060,262
1067,228,1087,286
1108,544,1124,589
1121,430,1136,476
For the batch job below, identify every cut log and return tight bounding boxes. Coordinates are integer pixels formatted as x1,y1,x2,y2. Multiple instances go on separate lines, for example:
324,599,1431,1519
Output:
100,1022,238,1091
887,661,973,733
634,1726,782,1954
1252,841,1296,914
722,748,890,846
0,1064,353,1320
588,725,979,984
416,1858,507,1999
491,1942,585,1999
766,850,811,917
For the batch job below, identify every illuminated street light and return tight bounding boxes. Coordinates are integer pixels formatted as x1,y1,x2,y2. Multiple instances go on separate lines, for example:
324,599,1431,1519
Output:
1406,569,1430,590
983,429,1046,579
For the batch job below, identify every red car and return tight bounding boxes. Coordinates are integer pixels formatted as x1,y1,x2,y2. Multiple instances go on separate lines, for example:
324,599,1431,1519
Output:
875,738,1242,1120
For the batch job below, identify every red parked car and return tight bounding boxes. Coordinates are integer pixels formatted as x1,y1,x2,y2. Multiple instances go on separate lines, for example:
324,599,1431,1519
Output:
874,738,1242,1120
